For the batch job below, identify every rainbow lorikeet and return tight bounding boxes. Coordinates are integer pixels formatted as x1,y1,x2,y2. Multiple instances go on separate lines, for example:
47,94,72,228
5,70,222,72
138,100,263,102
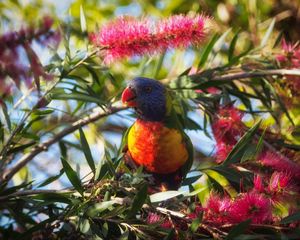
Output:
121,77,193,190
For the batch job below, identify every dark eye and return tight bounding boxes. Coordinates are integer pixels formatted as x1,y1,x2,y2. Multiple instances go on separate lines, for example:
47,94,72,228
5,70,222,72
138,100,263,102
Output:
144,86,152,93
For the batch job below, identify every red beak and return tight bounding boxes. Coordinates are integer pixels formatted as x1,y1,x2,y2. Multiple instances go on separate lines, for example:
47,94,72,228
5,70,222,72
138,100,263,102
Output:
121,87,137,107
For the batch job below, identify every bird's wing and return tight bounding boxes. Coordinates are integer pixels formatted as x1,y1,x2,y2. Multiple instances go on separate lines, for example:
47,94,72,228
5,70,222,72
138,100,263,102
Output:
119,124,133,154
164,89,194,179
180,131,194,179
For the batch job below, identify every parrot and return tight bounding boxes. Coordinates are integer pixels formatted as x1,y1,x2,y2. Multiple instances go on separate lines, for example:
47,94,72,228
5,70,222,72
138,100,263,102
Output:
121,77,193,190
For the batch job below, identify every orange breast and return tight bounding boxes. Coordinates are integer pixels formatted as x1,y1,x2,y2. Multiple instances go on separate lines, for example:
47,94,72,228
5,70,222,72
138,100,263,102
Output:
127,119,188,174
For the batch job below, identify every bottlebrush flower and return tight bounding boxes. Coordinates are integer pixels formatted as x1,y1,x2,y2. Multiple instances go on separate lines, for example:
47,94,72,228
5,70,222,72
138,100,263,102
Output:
253,175,265,193
146,212,172,229
230,192,272,224
215,142,234,163
90,14,210,63
268,171,291,193
187,205,203,219
212,106,244,145
0,16,60,96
203,194,233,225
258,151,300,180
275,39,300,97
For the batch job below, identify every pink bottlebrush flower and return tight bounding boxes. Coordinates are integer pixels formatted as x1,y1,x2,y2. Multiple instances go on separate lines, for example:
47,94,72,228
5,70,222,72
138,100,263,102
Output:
268,171,291,193
90,14,210,63
276,39,298,64
155,14,207,49
212,106,244,145
215,142,234,163
230,192,272,224
259,151,300,180
147,212,161,224
90,16,154,63
253,175,265,193
0,16,60,96
187,205,203,219
203,194,233,225
275,39,300,97
146,212,172,229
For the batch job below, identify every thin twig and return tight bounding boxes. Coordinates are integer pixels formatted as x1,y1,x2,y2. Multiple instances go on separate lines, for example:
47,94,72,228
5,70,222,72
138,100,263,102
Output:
0,106,127,183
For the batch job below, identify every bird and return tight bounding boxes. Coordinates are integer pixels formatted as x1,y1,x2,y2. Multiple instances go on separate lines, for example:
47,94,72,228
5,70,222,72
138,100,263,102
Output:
121,77,193,190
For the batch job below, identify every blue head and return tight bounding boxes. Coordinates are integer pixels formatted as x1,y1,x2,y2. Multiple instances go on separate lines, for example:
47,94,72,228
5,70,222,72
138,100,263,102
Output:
122,77,167,122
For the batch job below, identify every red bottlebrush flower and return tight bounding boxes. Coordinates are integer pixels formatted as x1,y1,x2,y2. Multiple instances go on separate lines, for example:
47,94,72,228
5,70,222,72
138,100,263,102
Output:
275,39,300,97
230,192,272,224
215,142,234,163
253,175,265,193
156,14,207,49
259,151,300,180
203,194,232,225
90,14,210,63
0,16,60,96
146,212,172,229
268,171,291,193
187,205,203,219
212,106,244,145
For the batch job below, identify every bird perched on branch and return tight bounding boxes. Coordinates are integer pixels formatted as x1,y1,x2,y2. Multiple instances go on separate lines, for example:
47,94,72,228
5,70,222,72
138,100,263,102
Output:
121,77,193,190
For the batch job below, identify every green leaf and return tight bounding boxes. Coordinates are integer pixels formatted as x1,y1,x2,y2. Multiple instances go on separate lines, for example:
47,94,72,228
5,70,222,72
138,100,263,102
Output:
38,169,64,187
94,159,108,181
260,18,275,47
150,190,184,203
190,218,201,233
80,5,87,33
281,211,300,224
127,184,148,218
51,92,104,105
225,219,251,239
197,34,219,69
79,127,95,174
1,101,11,131
31,193,72,204
228,30,240,62
87,200,120,217
61,157,84,196
163,229,175,240
263,79,294,125
223,120,261,165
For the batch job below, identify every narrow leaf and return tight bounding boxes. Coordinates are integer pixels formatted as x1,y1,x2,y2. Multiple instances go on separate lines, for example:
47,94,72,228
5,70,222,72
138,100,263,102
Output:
150,190,184,203
38,169,64,187
80,5,87,33
127,184,148,218
281,211,300,224
79,127,95,173
197,34,219,69
260,18,275,47
223,120,261,165
225,219,251,239
61,157,84,195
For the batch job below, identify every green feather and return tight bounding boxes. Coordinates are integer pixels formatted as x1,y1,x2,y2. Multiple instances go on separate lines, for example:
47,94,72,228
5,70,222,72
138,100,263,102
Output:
164,89,194,179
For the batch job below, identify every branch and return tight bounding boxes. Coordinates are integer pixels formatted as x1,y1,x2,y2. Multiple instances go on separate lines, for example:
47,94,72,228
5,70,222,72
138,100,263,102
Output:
211,69,300,81
0,106,127,183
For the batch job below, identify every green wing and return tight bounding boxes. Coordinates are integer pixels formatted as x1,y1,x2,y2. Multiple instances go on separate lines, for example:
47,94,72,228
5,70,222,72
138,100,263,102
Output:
180,131,194,179
164,89,194,179
118,124,133,155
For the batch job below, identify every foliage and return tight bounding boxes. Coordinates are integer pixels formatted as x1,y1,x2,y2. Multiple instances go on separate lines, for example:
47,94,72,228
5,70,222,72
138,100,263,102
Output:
1,0,300,239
